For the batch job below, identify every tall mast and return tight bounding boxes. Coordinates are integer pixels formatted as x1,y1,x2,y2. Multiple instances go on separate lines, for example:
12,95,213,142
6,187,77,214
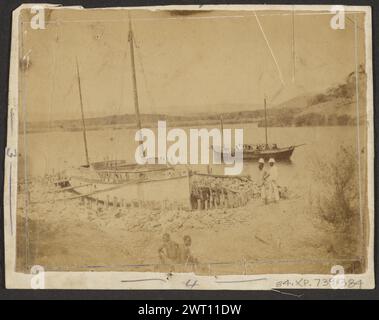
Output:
128,18,143,140
76,58,90,167
291,7,296,83
220,115,224,159
264,97,268,147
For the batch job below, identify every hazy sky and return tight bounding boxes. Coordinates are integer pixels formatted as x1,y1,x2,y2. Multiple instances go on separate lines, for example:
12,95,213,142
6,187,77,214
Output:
20,8,366,121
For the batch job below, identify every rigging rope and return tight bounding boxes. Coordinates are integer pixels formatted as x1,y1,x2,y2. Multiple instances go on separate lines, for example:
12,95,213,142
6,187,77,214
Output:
133,35,157,116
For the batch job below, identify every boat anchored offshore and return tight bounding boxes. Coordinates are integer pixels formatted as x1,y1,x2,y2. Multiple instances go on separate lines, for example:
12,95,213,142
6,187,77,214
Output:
214,98,304,162
238,143,299,161
242,97,304,161
213,143,300,162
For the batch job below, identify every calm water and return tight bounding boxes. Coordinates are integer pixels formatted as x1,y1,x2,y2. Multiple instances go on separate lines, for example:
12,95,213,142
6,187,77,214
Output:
22,124,360,194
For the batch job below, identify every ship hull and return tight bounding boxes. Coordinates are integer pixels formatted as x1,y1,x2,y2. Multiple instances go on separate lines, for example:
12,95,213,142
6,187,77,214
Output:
242,146,295,161
56,163,255,211
61,164,192,210
212,146,295,162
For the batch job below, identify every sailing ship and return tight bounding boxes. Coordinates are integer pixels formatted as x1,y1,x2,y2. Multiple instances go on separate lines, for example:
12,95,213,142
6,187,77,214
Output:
54,19,192,209
54,18,253,211
213,98,304,162
241,98,304,161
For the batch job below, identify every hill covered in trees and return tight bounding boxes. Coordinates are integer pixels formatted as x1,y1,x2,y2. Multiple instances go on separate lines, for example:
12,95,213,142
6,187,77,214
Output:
258,65,367,127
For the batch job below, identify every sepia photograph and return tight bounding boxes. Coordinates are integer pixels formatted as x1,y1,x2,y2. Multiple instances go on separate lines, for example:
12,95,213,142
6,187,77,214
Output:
3,3,374,290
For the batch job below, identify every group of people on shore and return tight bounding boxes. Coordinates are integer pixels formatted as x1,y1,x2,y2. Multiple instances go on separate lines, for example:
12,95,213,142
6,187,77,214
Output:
158,233,198,268
258,157,280,204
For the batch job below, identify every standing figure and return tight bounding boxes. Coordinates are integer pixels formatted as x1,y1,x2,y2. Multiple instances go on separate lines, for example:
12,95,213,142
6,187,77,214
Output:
258,158,269,204
268,158,280,202
158,233,180,266
178,235,198,266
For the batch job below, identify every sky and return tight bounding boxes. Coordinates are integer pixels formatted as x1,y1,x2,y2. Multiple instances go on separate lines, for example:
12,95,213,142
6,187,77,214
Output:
19,8,367,122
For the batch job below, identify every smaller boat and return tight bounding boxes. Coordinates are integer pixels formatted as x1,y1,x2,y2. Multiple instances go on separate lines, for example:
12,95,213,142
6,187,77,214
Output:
237,144,298,161
213,98,304,162
212,143,303,162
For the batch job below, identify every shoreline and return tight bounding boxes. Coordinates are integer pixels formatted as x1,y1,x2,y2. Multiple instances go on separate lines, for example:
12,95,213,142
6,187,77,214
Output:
23,121,359,135
15,175,362,275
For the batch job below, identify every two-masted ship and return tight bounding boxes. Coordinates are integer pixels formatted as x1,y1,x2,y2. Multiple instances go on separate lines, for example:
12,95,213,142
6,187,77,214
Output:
55,20,192,209
54,18,254,211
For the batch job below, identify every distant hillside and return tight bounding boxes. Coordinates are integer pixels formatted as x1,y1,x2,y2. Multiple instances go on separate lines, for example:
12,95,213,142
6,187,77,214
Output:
259,65,367,127
25,67,367,133
26,108,265,133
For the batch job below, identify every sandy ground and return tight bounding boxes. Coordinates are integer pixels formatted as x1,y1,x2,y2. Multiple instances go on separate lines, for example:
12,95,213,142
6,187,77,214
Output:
15,178,362,275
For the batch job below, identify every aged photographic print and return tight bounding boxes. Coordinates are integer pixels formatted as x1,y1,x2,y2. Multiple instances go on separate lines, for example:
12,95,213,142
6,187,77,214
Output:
4,4,374,289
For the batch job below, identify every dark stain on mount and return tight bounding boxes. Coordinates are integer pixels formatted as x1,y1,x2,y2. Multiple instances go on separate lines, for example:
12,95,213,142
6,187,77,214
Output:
168,10,213,17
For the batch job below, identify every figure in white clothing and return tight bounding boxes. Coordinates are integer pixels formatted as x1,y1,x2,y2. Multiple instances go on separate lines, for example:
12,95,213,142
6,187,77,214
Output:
258,158,269,204
268,158,280,202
